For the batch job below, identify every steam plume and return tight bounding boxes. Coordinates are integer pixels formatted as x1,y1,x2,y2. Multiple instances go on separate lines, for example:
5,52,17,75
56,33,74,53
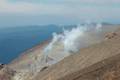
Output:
43,23,119,64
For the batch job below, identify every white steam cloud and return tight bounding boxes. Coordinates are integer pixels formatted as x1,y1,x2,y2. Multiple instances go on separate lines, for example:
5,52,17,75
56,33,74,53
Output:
43,23,119,65
44,24,102,53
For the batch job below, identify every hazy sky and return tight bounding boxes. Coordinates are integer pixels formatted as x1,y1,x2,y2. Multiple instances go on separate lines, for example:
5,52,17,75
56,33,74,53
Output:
0,0,120,27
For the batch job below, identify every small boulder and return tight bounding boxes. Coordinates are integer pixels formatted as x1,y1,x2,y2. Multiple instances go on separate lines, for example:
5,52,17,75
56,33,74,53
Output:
0,64,4,70
40,66,49,72
105,32,117,39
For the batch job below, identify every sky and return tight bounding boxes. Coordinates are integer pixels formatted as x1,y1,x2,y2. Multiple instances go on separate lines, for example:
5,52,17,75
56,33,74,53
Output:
0,0,120,27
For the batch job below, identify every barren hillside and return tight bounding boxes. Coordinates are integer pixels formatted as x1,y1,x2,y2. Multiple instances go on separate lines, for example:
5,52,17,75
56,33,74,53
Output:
1,25,120,80
33,27,120,80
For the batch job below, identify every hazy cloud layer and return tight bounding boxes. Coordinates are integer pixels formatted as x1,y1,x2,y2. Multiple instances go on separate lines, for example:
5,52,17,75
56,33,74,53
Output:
0,0,120,26
0,0,119,14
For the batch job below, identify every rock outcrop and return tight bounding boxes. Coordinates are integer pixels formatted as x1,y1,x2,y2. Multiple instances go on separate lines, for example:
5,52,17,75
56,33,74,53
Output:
0,65,16,80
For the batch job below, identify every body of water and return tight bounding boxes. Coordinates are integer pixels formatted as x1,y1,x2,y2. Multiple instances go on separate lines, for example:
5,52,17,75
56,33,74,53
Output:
0,25,73,63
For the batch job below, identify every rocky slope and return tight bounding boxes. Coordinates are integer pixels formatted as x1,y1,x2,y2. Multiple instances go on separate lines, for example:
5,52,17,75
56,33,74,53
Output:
33,28,120,80
1,25,120,80
0,65,16,80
